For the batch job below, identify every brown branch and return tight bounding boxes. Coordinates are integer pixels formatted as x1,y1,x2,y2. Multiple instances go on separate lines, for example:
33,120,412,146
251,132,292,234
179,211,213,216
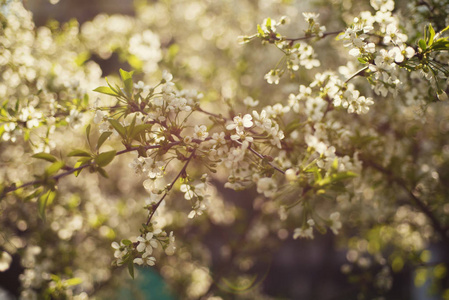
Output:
285,30,343,42
146,149,196,225
1,141,182,197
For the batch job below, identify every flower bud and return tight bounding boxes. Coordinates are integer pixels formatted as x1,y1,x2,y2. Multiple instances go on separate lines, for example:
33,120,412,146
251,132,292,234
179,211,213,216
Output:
437,90,448,101
285,168,297,182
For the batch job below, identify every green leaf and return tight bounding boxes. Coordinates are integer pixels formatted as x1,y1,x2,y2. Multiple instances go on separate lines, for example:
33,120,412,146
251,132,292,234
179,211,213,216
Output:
74,157,91,177
119,69,134,96
39,189,56,221
430,38,449,51
95,150,116,167
266,18,272,29
418,39,427,51
127,114,137,136
32,153,58,163
121,239,133,246
105,77,121,95
108,119,127,139
96,131,113,150
45,161,65,176
119,68,133,82
86,124,92,148
428,24,435,46
130,123,152,141
128,261,135,279
257,24,264,36
67,149,92,157
316,171,358,187
358,57,367,64
64,278,83,287
24,187,44,202
97,167,109,178
93,86,117,97
441,25,449,34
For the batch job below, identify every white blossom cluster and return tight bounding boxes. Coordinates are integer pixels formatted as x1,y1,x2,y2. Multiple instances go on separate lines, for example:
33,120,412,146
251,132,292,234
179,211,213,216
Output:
1,0,449,299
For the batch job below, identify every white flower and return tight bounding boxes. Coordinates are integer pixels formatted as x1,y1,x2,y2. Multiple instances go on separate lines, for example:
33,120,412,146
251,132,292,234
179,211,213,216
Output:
252,110,272,130
302,12,320,23
111,241,129,265
133,252,156,266
383,24,407,45
180,184,195,200
329,212,342,234
188,200,207,218
243,96,259,107
264,70,280,84
193,125,208,140
162,70,173,82
136,231,160,254
293,220,315,239
370,0,395,12
211,132,226,146
93,110,106,124
0,251,12,272
226,114,253,133
66,109,83,129
256,177,277,197
129,157,145,174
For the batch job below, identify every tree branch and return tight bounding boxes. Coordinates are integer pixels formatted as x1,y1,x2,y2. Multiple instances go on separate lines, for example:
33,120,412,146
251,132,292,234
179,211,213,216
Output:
1,141,182,197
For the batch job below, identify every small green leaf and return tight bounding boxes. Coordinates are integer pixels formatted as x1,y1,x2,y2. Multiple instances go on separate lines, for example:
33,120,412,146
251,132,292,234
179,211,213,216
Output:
418,39,427,51
64,278,83,287
86,124,92,148
127,114,137,136
122,239,132,246
96,131,113,150
257,24,264,36
266,18,272,29
430,38,449,51
93,86,117,97
95,150,116,167
32,153,58,163
74,157,91,177
120,69,134,96
68,149,92,157
428,24,435,46
130,124,152,141
358,57,367,64
119,68,133,82
105,77,121,95
108,119,127,139
97,167,109,178
128,261,135,279
441,25,449,34
45,161,65,176
316,171,358,187
39,189,56,221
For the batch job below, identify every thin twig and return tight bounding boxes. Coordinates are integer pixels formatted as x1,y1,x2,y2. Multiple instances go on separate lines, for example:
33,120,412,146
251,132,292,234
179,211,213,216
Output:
285,30,343,42
247,145,285,174
1,141,182,197
146,149,196,225
345,66,369,84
